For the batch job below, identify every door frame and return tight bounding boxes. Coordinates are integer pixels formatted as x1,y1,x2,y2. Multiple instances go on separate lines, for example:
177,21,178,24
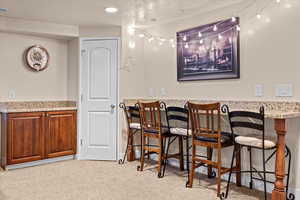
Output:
77,37,121,161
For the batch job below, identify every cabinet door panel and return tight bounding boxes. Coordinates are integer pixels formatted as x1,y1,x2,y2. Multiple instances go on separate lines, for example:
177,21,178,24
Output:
7,112,44,165
46,111,77,158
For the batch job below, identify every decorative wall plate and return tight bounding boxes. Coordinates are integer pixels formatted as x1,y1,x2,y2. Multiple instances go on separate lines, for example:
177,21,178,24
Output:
25,45,49,71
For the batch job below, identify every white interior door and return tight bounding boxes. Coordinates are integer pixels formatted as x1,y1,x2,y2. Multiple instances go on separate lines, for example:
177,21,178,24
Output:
80,39,118,160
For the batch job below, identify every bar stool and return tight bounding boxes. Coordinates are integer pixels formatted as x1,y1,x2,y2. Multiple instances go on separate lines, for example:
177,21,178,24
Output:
119,103,141,164
137,101,170,177
221,105,293,200
186,102,239,197
160,106,190,177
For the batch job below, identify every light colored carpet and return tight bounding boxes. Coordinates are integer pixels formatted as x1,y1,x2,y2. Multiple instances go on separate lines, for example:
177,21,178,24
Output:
0,160,266,200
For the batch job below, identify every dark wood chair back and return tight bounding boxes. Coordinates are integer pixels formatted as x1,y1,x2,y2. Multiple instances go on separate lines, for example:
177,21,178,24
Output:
138,101,164,136
187,102,221,142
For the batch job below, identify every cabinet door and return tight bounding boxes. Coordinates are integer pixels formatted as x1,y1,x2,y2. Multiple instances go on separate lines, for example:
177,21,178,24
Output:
7,112,45,165
45,110,77,158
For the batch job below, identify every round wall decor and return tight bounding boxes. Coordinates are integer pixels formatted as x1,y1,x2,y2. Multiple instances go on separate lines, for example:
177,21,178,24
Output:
25,45,49,71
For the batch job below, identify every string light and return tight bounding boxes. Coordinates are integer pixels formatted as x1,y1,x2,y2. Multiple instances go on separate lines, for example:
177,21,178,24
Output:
127,25,135,35
218,34,223,40
184,43,189,49
128,0,288,49
129,41,136,49
256,14,262,19
213,25,218,31
148,37,154,43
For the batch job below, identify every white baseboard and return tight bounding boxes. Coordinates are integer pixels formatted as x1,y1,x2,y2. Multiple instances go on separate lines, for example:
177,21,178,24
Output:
5,155,75,170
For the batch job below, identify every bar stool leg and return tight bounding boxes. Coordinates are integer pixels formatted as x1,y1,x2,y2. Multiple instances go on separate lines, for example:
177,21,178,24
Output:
217,148,222,197
186,136,190,174
157,136,164,177
118,131,130,164
137,134,145,171
207,147,213,178
235,144,241,186
160,136,171,178
186,144,196,188
220,145,236,199
249,146,253,189
179,136,184,171
262,148,267,200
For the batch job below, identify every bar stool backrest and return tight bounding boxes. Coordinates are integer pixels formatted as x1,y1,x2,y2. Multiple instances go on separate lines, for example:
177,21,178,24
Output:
165,106,188,129
187,102,221,140
138,101,164,135
222,105,265,147
119,103,140,129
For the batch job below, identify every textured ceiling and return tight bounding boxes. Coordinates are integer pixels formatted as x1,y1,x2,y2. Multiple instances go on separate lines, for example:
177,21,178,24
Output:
0,0,247,26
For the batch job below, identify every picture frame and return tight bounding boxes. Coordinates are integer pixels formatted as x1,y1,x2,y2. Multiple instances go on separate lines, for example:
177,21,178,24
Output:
177,18,240,81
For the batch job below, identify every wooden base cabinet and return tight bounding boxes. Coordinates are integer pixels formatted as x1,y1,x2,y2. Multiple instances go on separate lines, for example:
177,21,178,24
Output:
45,111,77,158
1,110,77,168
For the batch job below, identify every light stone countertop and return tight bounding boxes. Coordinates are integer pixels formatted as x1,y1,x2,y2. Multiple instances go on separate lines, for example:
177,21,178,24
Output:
123,99,300,119
0,101,77,113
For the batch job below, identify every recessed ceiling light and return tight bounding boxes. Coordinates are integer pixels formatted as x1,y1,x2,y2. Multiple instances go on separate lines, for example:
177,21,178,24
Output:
105,7,118,13
0,8,8,12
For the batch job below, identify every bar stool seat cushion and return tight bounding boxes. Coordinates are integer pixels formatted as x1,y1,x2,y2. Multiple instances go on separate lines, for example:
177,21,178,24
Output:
170,127,192,136
235,135,276,148
196,132,232,144
143,126,170,135
129,123,141,129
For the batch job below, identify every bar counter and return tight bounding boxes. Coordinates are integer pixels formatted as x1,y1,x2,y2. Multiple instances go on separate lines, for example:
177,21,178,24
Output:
124,98,300,200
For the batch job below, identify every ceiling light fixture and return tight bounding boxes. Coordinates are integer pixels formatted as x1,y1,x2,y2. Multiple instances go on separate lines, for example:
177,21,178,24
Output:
105,7,118,13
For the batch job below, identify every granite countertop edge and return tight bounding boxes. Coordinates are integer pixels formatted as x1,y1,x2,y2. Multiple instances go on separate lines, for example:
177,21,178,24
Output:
0,107,77,113
122,98,300,119
0,100,77,113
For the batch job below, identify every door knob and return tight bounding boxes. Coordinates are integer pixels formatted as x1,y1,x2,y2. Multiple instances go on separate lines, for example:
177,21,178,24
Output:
110,104,116,109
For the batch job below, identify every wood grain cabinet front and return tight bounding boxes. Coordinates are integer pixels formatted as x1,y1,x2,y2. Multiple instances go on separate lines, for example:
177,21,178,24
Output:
1,110,77,168
6,112,45,165
45,111,77,158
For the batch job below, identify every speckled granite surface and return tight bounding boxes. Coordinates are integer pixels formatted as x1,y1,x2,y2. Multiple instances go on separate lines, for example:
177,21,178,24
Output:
0,101,77,113
123,99,300,119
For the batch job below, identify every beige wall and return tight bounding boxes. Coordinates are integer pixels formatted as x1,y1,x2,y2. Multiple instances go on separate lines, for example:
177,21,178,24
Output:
79,26,121,38
0,16,79,40
141,4,300,101
120,2,300,193
0,31,69,101
67,38,79,101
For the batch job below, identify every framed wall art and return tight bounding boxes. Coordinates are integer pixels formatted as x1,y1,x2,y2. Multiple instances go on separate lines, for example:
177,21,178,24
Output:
177,18,240,81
